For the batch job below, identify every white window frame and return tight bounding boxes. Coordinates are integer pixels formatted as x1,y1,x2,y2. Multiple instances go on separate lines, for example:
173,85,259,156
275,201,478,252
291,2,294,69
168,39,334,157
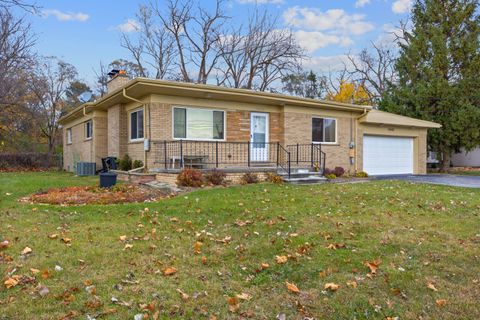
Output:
172,106,226,141
85,120,92,140
129,107,145,142
312,117,337,144
67,128,72,144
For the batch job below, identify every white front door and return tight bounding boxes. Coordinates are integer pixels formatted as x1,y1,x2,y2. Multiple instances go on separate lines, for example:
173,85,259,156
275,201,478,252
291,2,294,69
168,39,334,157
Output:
363,135,414,175
250,112,269,162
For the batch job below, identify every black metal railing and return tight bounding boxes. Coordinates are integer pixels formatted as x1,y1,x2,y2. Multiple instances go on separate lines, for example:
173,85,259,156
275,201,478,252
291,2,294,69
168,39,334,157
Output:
287,143,325,172
151,140,325,177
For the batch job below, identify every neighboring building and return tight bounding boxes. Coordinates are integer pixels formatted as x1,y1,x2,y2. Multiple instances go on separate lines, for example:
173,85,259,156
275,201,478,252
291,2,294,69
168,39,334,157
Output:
451,148,480,167
59,70,440,181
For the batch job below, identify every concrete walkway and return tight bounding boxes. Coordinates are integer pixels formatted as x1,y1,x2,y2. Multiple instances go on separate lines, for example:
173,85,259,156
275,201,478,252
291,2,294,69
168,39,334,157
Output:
373,174,480,188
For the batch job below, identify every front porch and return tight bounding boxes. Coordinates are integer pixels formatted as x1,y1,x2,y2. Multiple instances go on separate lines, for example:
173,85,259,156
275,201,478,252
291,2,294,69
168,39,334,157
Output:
149,140,326,180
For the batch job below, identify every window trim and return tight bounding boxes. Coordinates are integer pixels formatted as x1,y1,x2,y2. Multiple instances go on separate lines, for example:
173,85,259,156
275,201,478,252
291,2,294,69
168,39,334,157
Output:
66,128,72,144
172,106,226,142
312,116,337,145
85,120,93,140
129,107,145,142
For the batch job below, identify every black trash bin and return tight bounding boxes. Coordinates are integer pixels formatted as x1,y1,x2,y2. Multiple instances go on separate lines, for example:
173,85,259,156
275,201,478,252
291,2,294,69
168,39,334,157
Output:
99,172,117,188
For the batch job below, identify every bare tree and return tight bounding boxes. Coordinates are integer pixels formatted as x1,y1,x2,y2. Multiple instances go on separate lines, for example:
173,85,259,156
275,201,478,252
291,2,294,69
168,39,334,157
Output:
0,9,35,107
28,57,77,160
216,10,304,91
93,61,108,97
346,43,398,105
121,5,175,79
153,0,228,83
0,0,39,13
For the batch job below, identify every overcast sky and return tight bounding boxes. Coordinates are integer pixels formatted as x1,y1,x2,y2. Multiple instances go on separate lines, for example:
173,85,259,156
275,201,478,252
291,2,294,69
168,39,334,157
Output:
21,0,412,86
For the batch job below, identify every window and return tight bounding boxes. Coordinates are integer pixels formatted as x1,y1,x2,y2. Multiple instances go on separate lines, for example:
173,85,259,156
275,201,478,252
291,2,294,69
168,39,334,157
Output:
85,120,92,140
173,107,224,140
130,109,144,140
312,117,336,143
67,128,72,144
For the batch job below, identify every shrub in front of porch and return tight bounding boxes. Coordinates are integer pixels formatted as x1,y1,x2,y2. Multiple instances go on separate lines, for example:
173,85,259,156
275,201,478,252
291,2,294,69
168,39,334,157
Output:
176,168,204,187
240,172,259,184
204,169,227,186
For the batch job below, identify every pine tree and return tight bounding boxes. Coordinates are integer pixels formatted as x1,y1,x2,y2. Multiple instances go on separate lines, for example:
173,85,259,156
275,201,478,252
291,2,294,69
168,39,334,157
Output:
381,0,480,170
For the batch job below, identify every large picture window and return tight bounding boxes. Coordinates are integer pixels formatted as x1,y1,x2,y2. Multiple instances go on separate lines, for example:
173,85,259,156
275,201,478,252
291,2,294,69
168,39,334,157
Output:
85,120,92,140
173,107,225,140
312,117,336,143
130,109,144,140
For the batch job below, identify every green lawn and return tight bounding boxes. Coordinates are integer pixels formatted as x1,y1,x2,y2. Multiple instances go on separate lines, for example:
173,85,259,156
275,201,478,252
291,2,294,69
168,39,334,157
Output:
0,172,479,319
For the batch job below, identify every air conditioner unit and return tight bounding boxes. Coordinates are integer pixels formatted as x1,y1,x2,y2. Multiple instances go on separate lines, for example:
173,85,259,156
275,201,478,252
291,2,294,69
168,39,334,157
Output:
76,162,96,176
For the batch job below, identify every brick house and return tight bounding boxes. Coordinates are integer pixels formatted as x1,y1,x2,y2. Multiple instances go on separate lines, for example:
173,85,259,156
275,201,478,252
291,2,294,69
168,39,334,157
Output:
59,70,440,182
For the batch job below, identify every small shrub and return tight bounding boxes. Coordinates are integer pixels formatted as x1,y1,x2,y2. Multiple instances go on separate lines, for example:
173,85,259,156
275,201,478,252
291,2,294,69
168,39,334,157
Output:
132,160,143,169
205,169,227,186
266,172,284,184
334,166,345,177
240,172,259,184
323,168,334,175
325,173,337,179
176,168,204,187
355,171,369,178
118,154,132,171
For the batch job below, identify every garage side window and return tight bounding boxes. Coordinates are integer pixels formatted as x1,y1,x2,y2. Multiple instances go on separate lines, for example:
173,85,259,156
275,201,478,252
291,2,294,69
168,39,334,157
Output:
130,109,144,140
85,120,92,140
67,128,72,144
312,118,336,143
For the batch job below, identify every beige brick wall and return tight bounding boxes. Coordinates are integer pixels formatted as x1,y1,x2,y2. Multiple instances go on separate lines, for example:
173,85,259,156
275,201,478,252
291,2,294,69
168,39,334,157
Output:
107,104,127,158
283,112,354,172
94,114,108,166
63,118,95,172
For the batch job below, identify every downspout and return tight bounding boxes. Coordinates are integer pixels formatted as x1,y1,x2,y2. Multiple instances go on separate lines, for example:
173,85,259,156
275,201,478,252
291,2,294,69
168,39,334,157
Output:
122,88,148,172
353,108,368,172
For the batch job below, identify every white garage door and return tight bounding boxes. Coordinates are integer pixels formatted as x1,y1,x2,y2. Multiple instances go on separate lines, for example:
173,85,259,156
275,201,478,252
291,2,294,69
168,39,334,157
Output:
363,135,414,175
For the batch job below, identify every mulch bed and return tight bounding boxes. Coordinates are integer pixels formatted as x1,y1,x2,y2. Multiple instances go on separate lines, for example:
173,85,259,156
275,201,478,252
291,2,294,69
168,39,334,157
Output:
23,184,175,205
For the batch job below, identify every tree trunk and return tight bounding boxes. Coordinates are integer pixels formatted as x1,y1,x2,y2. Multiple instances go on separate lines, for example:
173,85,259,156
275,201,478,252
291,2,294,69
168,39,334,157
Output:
440,151,450,172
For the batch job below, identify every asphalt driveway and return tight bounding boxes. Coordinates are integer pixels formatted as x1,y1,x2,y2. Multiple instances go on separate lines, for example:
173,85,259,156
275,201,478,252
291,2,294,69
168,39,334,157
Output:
373,174,480,188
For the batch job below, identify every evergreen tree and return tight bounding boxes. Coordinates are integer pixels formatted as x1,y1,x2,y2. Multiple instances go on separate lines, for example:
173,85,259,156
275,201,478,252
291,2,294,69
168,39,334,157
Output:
381,0,480,170
281,70,327,99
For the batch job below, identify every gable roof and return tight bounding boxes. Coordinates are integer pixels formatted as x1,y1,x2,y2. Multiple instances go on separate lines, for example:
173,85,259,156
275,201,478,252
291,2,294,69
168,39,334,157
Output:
59,78,372,124
359,109,441,129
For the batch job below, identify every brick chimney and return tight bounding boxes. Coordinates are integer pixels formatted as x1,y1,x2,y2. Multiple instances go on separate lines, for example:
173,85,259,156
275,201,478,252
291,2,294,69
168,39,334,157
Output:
107,69,129,93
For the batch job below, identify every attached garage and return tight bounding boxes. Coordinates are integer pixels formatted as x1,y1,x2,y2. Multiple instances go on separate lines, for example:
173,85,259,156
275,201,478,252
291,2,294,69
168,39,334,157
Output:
363,135,414,175
358,110,441,175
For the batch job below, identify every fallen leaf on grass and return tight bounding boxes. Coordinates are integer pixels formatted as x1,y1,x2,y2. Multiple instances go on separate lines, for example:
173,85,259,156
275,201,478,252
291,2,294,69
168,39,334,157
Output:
201,256,207,265
324,283,340,291
436,299,447,306
30,268,40,275
123,244,133,250
0,240,10,249
194,241,203,254
364,260,381,274
275,255,288,264
236,293,252,301
285,281,300,294
119,235,127,241
346,281,358,288
177,288,189,301
4,275,21,289
261,263,269,270
163,267,177,276
427,282,438,292
21,246,32,255
326,243,345,250
41,269,50,279
61,238,71,244
48,234,58,239
228,296,239,313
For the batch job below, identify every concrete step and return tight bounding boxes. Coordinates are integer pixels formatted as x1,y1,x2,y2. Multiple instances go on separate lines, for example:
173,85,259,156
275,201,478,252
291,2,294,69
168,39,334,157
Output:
277,169,324,179
283,175,328,184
